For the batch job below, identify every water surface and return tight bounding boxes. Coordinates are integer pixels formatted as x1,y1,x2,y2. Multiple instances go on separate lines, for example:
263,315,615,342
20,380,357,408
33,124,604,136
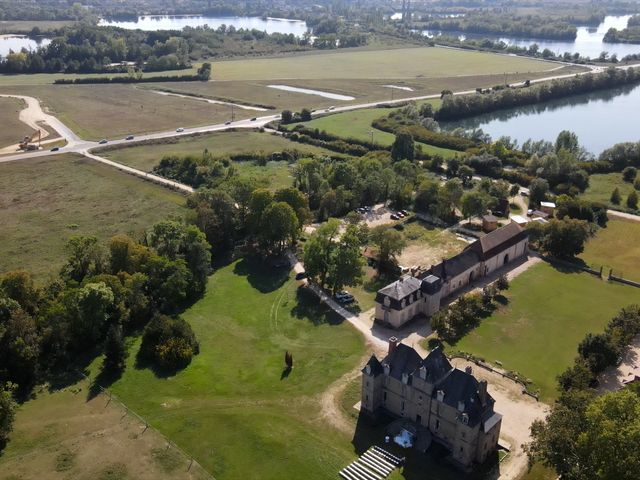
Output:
0,35,51,58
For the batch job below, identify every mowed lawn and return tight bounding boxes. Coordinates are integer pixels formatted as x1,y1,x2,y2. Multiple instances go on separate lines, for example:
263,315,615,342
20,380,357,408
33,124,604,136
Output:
0,84,233,140
211,47,557,81
102,131,337,171
0,154,185,280
0,96,26,148
452,263,640,401
580,217,640,281
581,172,636,206
286,105,458,158
0,379,211,480
104,259,365,480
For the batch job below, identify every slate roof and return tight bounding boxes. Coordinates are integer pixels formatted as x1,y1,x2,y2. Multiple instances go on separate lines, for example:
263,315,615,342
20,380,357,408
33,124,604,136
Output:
375,276,422,310
420,347,453,384
362,355,384,377
381,344,423,382
429,249,480,280
434,369,495,428
467,222,528,261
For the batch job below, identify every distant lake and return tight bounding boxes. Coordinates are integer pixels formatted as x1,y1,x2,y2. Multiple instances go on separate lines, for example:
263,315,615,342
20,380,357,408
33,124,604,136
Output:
441,83,640,155
0,35,51,58
99,15,309,36
423,15,640,59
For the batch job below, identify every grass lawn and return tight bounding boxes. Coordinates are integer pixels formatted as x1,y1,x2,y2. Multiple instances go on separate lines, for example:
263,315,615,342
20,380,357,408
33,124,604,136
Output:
0,154,185,280
581,172,636,206
0,378,210,480
285,105,458,158
580,217,640,282
210,47,558,81
99,258,365,480
102,131,337,172
0,84,234,140
451,262,640,401
0,96,25,148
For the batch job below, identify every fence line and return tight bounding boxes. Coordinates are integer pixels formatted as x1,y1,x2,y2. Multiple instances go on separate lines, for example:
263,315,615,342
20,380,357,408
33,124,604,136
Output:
76,370,216,480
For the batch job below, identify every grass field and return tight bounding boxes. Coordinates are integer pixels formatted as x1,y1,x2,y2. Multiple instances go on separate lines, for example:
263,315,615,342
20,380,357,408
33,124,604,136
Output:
580,217,640,281
0,20,75,34
210,47,559,81
0,96,25,148
451,262,640,401
97,258,365,480
0,378,211,480
286,105,459,157
102,131,337,172
581,172,636,206
0,154,185,280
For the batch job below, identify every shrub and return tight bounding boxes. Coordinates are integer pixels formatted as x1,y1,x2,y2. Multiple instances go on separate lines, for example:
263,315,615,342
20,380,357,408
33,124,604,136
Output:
622,166,638,182
139,315,199,370
496,274,509,290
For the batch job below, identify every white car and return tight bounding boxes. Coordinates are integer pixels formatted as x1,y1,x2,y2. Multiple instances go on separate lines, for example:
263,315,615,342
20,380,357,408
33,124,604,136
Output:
176,127,185,132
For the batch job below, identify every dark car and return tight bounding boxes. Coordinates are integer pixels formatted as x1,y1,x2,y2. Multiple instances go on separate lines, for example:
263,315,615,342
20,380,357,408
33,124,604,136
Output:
225,121,232,125
50,147,60,152
295,272,307,280
401,210,409,216
125,135,134,140
251,117,257,121
98,139,108,144
390,214,399,220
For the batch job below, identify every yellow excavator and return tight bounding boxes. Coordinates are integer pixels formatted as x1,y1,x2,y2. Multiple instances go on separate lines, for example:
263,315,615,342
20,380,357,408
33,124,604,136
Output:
19,129,41,151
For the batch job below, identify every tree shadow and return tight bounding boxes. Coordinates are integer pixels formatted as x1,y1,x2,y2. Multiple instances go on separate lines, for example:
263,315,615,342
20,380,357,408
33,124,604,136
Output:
87,365,124,401
291,286,344,326
280,367,292,380
233,256,290,293
133,349,189,379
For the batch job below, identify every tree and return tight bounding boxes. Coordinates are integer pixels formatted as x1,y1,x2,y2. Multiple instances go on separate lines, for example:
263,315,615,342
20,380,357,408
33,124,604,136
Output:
259,202,299,252
461,191,489,222
391,130,414,162
0,308,40,392
0,270,39,315
196,62,211,80
281,110,293,124
611,187,622,205
103,324,127,374
139,315,199,371
496,274,509,290
303,219,341,287
248,188,274,234
627,190,638,209
69,282,115,348
438,178,464,220
326,224,365,293
61,236,104,283
509,184,521,197
274,187,311,226
414,180,440,214
542,219,590,259
529,178,550,207
578,333,619,374
0,382,17,448
458,165,474,187
371,227,406,267
622,166,638,183
555,130,579,154
300,108,312,121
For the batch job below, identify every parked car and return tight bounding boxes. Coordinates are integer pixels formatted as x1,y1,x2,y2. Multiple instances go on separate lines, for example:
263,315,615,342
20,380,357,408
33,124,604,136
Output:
390,214,399,220
328,106,335,111
335,291,354,303
125,135,134,140
396,212,405,218
50,147,60,152
250,117,257,121
400,210,409,216
98,139,108,144
176,127,184,132
520,191,529,197
225,121,231,125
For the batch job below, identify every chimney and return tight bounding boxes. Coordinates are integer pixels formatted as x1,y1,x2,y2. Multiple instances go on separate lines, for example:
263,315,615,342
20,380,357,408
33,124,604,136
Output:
388,336,399,356
465,365,473,375
478,380,488,407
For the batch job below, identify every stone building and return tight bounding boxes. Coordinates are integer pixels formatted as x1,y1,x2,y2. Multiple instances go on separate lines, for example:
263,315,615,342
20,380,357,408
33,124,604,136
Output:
375,222,528,328
361,338,502,469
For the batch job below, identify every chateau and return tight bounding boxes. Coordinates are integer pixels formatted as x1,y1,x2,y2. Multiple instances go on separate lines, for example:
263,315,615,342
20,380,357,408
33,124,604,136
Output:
375,222,529,328
361,339,502,469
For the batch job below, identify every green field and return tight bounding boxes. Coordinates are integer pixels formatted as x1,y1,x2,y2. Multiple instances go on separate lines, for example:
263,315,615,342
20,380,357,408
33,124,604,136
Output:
451,262,640,401
581,172,636,206
0,96,25,148
0,154,185,280
580,217,640,281
99,259,365,480
102,131,337,172
0,378,211,480
286,105,458,158
0,20,76,33
211,47,559,81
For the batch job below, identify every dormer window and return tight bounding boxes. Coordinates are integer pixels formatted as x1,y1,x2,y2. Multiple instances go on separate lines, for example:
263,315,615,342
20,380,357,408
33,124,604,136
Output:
383,364,390,375
401,373,409,384
365,365,371,375
461,413,469,425
437,390,445,402
419,365,427,380
457,401,465,412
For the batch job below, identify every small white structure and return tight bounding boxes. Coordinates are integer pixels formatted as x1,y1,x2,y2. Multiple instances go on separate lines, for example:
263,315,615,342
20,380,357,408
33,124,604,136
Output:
540,201,556,216
510,215,528,226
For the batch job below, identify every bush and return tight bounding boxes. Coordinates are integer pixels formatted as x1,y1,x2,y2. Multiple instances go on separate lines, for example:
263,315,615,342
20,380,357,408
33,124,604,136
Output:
139,315,199,370
496,274,509,290
622,166,638,182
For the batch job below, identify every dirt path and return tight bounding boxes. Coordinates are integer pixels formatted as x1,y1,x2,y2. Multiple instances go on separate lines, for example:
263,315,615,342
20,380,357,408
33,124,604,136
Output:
319,360,368,435
607,209,640,223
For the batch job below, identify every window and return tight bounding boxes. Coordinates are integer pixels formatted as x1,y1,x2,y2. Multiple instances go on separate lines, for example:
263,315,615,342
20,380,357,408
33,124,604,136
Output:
435,419,440,431
401,401,405,411
366,381,369,387
383,391,387,402
365,394,369,402
461,431,465,439
460,447,463,453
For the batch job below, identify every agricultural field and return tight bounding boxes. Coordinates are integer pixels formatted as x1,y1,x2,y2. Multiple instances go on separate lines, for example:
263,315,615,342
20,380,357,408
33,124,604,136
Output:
580,217,640,282
581,172,636,206
0,84,233,140
97,258,365,480
210,47,561,81
0,96,25,148
0,154,185,280
0,20,75,33
451,262,640,401
101,131,337,172
0,378,211,480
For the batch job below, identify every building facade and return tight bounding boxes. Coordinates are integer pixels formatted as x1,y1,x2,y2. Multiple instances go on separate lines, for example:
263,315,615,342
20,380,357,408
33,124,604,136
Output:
375,222,528,328
361,338,502,469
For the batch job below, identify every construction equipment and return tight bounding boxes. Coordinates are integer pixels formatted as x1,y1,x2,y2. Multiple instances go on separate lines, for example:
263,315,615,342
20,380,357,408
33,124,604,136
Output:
19,129,41,151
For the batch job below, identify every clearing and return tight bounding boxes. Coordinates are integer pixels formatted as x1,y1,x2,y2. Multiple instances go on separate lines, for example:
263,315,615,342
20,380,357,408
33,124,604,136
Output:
0,96,26,148
210,47,562,81
451,262,640,401
101,130,337,172
580,216,640,282
581,172,636,207
0,154,185,280
99,258,365,480
0,378,211,480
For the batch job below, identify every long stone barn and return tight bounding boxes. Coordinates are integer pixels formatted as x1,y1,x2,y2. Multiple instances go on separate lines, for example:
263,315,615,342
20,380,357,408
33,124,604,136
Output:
375,222,529,329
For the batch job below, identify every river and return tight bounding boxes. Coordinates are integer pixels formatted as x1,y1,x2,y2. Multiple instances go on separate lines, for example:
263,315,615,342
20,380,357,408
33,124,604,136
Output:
98,15,308,36
0,35,51,58
441,83,640,155
423,15,640,59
